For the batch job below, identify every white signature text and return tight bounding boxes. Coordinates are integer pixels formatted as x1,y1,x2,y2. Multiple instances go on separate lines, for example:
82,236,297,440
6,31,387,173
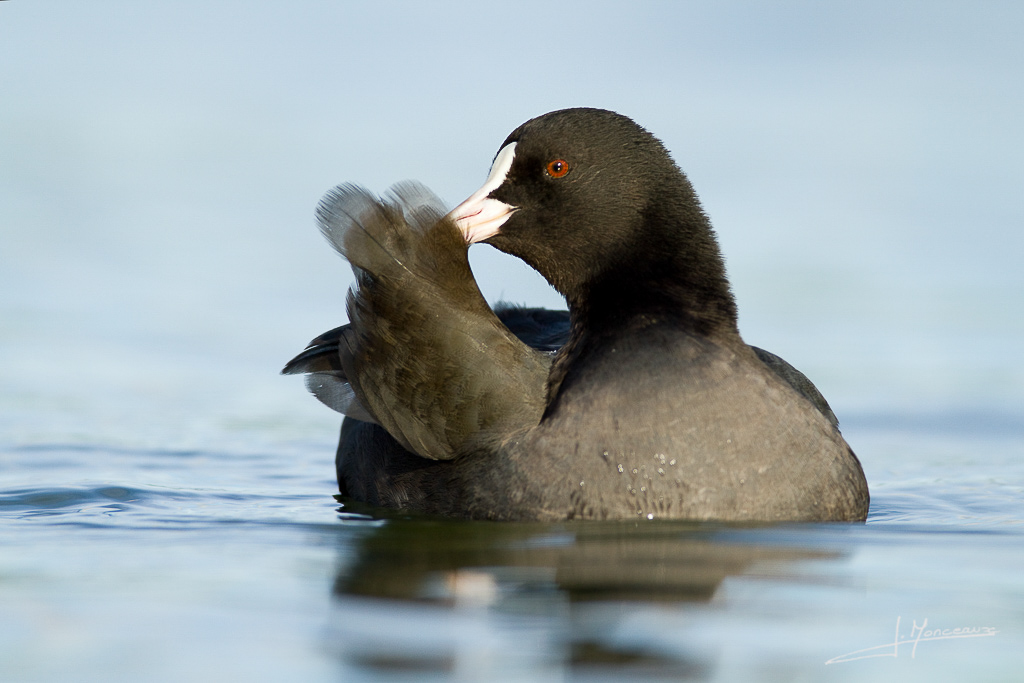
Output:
826,616,997,664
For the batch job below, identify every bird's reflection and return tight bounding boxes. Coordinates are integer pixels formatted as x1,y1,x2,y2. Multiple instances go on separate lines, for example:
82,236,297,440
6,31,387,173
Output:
325,501,848,679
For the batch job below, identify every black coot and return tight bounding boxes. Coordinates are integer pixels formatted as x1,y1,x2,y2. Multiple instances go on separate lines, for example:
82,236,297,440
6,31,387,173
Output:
284,108,869,522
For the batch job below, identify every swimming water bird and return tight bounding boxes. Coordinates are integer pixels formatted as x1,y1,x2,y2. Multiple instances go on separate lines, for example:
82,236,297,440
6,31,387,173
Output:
283,108,869,521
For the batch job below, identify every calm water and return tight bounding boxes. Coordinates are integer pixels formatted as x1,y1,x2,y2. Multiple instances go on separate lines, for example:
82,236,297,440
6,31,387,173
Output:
3,3,1024,681
2,401,1022,682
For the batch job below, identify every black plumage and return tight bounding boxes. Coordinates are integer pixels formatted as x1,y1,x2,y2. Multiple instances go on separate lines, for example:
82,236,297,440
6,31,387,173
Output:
283,108,869,521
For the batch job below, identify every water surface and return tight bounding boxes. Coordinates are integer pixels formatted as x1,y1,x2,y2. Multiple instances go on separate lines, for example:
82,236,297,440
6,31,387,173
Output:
2,414,1021,682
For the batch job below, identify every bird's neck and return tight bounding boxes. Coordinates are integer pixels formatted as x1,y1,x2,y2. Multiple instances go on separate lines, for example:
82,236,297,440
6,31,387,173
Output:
566,205,740,341
544,237,741,412
571,264,737,339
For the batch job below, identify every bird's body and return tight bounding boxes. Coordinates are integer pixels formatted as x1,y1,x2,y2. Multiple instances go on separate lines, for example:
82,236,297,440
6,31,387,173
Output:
284,108,869,522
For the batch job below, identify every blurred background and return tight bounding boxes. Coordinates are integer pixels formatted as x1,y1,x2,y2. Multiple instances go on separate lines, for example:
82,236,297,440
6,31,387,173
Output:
3,1,1021,448
2,3,1022,681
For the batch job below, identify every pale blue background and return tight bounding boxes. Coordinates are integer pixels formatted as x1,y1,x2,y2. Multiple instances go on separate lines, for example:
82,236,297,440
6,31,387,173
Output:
4,1,1022,443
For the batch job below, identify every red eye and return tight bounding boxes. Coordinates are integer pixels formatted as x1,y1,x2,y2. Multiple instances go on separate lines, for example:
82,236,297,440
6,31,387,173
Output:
546,159,569,178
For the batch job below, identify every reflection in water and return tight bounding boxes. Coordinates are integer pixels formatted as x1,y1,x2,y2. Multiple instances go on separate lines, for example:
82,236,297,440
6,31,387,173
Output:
327,504,845,679
334,514,839,602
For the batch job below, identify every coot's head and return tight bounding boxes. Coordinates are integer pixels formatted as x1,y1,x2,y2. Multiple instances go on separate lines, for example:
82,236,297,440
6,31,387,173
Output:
450,108,732,324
